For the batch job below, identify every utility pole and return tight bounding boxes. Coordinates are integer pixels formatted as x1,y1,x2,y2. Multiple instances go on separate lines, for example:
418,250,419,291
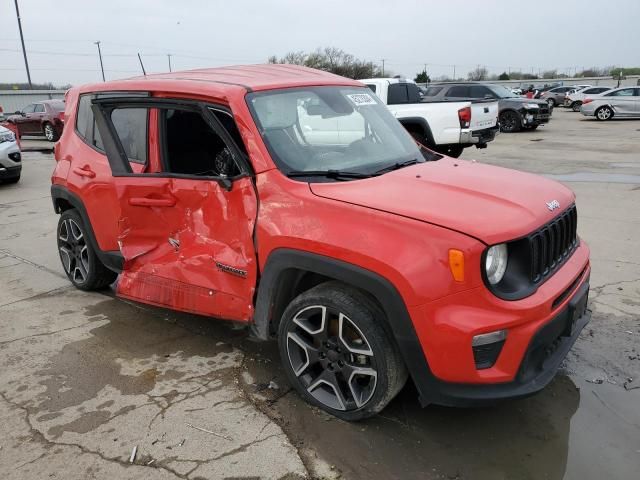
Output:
452,65,456,80
94,41,105,81
13,0,32,89
167,54,172,72
381,59,386,77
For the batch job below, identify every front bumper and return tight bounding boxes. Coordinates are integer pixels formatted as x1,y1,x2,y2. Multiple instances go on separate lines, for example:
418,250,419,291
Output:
0,140,21,179
409,241,590,407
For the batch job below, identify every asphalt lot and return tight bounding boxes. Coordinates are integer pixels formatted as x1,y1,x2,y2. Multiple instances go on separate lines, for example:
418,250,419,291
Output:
1,109,639,480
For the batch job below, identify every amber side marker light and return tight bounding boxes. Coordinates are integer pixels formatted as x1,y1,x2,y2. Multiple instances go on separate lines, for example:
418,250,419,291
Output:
448,249,465,282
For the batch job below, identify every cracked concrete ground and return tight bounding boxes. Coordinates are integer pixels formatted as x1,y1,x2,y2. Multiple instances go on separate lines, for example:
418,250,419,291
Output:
0,111,639,480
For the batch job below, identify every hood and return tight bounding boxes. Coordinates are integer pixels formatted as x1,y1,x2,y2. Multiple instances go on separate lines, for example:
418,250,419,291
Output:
309,158,575,245
502,97,547,107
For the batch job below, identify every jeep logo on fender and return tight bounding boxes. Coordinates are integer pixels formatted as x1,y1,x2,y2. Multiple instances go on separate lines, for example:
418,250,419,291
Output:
546,200,560,211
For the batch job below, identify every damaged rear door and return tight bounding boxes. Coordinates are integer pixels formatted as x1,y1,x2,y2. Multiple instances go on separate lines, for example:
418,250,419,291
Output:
92,97,258,321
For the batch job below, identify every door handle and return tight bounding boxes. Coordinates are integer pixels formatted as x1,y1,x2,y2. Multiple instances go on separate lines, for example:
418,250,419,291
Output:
72,165,96,178
129,196,176,207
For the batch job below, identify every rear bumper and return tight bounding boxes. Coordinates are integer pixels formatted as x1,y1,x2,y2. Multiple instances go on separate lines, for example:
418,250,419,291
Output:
460,126,499,146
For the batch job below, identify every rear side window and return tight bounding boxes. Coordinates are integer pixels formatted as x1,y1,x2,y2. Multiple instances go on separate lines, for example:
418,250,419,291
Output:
446,86,470,97
110,109,148,164
423,86,443,96
387,84,409,104
406,83,421,103
75,94,103,150
34,104,45,113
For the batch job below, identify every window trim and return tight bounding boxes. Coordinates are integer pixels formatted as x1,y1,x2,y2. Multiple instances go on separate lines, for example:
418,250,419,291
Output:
91,96,253,187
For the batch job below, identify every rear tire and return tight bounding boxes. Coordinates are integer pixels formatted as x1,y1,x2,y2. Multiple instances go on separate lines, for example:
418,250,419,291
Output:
43,122,59,142
499,111,521,133
57,209,117,290
278,281,408,421
595,106,613,121
571,101,582,112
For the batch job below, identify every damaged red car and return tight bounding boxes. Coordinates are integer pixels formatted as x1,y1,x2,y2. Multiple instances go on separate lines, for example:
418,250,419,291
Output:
51,65,591,420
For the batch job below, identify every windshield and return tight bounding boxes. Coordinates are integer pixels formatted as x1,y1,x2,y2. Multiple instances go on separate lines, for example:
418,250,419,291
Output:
487,85,519,98
246,86,424,177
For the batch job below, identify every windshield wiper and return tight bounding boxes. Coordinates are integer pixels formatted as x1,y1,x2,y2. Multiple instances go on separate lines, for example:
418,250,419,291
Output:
373,158,422,175
287,170,372,180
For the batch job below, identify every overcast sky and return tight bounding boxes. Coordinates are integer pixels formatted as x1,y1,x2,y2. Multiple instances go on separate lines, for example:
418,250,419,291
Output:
1,0,639,86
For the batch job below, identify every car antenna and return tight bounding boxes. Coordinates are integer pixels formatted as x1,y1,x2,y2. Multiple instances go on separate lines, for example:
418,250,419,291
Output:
137,53,147,76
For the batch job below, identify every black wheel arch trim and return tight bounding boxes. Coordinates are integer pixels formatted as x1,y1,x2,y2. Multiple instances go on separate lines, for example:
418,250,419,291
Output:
50,185,123,273
251,248,439,405
398,117,435,146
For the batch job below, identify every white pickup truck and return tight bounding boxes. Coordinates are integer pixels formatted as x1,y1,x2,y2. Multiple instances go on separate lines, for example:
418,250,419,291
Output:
360,78,499,157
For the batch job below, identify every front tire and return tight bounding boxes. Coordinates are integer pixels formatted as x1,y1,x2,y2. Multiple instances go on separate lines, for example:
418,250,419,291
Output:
499,111,521,133
278,281,407,421
595,106,613,121
57,209,117,290
43,122,59,142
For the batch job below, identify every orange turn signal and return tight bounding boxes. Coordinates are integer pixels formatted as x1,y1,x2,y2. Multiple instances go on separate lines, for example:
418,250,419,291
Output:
448,249,465,282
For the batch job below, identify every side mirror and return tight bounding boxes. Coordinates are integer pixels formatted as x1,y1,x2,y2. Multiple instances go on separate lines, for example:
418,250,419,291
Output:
14,110,23,115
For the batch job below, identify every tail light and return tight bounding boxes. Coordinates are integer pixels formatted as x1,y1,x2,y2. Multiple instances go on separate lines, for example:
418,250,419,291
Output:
458,106,471,129
583,98,593,105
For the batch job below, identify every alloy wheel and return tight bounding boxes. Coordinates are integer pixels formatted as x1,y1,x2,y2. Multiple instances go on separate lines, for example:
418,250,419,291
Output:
285,305,378,411
596,107,612,120
58,218,89,284
44,124,55,141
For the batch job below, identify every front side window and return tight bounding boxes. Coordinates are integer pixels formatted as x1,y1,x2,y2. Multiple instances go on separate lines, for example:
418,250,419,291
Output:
446,86,470,97
160,108,240,177
22,104,35,114
247,86,424,176
470,85,493,98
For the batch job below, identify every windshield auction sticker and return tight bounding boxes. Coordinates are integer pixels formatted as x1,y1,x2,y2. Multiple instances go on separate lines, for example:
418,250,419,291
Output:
346,93,377,106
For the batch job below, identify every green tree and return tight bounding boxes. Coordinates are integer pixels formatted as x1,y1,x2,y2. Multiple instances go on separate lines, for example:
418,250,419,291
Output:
498,72,510,80
414,70,430,83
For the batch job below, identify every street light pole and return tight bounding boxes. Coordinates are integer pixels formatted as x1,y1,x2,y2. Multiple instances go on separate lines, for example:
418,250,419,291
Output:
167,54,172,72
94,41,105,81
381,59,385,77
13,0,32,89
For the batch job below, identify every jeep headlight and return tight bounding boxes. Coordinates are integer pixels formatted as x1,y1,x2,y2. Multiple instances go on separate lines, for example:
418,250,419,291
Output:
485,244,508,285
523,103,540,109
0,131,15,143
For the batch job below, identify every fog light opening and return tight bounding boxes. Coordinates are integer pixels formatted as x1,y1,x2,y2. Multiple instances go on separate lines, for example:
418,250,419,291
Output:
472,330,507,370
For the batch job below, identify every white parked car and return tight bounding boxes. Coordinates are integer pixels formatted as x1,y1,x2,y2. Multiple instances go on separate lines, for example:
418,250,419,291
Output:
564,86,612,111
360,78,499,157
580,87,640,120
0,125,22,184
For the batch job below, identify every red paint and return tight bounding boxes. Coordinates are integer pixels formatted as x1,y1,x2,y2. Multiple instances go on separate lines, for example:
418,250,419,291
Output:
52,65,590,386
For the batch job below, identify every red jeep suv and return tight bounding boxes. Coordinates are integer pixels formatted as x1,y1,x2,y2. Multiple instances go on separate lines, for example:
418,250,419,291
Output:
51,65,591,420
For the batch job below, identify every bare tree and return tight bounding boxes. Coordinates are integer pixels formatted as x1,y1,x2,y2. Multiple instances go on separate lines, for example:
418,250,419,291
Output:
467,66,489,81
267,47,388,79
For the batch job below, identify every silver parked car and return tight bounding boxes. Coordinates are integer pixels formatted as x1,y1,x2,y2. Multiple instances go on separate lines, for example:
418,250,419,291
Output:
580,87,640,120
564,86,612,111
539,86,575,108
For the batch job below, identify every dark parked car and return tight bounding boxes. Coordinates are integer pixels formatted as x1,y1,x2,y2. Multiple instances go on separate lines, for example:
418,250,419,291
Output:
423,83,551,133
7,100,65,142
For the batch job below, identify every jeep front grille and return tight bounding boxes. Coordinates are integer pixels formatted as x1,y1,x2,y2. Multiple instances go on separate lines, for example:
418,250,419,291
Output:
529,205,578,283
